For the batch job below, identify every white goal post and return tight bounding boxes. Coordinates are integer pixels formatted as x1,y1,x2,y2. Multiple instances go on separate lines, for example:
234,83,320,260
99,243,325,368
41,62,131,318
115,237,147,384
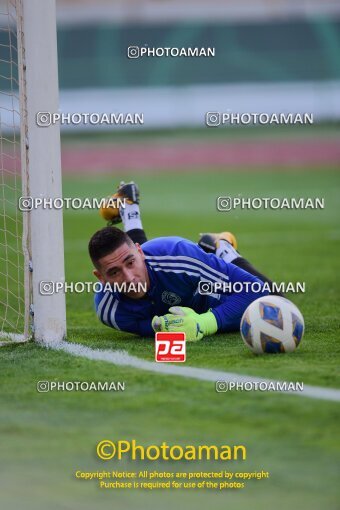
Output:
0,0,66,344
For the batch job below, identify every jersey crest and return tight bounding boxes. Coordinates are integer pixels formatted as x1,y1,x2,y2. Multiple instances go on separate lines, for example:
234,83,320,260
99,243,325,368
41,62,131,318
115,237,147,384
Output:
161,290,181,306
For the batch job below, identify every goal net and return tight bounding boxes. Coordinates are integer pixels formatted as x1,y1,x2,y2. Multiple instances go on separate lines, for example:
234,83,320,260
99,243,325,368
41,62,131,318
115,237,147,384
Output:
0,0,29,343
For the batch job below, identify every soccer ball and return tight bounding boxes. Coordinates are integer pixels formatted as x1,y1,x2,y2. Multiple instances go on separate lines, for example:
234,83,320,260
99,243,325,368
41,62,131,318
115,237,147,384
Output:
240,296,304,354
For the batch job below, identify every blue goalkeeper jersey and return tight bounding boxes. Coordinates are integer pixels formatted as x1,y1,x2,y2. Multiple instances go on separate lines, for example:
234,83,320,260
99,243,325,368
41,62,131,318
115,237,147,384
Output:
94,236,269,337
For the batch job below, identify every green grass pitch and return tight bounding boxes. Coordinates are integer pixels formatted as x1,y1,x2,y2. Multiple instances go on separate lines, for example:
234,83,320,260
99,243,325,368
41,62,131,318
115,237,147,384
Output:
1,160,340,509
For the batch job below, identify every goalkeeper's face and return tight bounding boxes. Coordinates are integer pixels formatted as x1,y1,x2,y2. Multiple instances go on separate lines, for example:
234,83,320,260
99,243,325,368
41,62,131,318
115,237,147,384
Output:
93,242,150,299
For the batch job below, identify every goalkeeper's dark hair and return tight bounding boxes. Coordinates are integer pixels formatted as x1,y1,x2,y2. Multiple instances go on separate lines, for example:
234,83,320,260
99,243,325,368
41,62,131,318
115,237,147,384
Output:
88,226,134,268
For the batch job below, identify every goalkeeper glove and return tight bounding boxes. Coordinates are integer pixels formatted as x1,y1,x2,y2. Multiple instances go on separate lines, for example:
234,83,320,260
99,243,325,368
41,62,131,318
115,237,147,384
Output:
152,306,218,342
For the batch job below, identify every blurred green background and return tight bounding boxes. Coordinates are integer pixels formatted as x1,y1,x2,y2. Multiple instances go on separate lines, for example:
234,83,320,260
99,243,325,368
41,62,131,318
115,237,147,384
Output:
0,1,340,509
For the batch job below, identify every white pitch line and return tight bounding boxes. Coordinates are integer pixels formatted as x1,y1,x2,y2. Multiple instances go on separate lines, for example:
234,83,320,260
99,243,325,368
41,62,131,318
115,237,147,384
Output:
45,340,340,403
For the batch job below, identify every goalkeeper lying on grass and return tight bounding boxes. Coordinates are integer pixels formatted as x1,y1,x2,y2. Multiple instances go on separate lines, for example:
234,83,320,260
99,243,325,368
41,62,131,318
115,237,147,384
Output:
88,182,281,341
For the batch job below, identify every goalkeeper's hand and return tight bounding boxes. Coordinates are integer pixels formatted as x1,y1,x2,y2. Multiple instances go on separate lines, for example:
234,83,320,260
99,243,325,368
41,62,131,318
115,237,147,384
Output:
152,306,218,342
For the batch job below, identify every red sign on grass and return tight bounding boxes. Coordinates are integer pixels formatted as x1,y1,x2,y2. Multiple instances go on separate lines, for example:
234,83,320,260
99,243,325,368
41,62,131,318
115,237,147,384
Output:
155,332,186,363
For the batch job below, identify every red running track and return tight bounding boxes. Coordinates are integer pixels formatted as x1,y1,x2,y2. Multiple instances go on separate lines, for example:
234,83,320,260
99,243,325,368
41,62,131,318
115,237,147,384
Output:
60,139,340,173
2,138,340,174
